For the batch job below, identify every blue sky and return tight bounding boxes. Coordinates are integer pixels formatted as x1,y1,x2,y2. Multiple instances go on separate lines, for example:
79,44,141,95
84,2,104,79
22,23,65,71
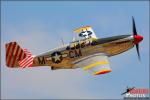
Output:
1,1,149,99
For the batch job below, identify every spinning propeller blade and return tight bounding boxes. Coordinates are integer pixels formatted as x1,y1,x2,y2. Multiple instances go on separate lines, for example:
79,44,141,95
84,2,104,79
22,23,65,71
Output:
132,17,143,61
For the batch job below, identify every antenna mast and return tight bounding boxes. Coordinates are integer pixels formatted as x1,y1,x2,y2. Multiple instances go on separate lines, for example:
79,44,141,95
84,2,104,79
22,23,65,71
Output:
61,38,64,46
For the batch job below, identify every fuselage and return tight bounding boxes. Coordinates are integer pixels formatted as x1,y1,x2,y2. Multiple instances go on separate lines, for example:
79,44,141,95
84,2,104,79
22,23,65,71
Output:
5,18,144,73
32,35,135,69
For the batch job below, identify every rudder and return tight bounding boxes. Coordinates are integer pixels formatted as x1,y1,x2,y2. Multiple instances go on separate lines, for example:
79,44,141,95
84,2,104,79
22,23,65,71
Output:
5,42,27,67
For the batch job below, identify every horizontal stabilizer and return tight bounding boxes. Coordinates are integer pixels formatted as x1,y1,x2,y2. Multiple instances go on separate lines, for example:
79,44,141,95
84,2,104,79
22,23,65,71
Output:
18,49,33,68
74,26,97,39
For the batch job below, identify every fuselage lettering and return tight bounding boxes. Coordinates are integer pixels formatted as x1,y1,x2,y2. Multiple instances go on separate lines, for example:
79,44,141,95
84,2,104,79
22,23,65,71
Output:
38,57,45,64
68,49,82,58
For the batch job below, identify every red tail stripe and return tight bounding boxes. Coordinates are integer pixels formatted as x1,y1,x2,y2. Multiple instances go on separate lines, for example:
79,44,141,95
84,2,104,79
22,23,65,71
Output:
20,51,25,60
22,61,33,68
24,51,31,55
21,57,33,68
19,56,31,65
22,58,33,68
7,43,17,67
19,56,33,66
6,42,13,60
18,49,24,61
19,51,32,65
6,43,12,66
18,49,33,68
11,45,20,67
16,48,21,60
23,53,26,59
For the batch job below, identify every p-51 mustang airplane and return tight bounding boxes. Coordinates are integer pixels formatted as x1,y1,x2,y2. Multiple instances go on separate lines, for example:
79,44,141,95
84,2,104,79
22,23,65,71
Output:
5,17,143,75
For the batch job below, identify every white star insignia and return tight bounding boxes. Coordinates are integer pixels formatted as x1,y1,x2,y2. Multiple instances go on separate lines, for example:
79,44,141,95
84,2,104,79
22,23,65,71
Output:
53,53,61,62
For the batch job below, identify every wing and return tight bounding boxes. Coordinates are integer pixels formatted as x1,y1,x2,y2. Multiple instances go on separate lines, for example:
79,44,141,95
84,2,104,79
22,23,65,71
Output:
74,26,97,39
73,53,111,75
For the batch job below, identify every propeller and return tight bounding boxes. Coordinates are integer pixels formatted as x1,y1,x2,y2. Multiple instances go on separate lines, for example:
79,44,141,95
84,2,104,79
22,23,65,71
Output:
132,17,143,61
132,17,137,35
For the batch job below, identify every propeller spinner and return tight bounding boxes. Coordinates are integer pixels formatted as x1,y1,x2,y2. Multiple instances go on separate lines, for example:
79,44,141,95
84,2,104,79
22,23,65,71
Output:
132,17,143,61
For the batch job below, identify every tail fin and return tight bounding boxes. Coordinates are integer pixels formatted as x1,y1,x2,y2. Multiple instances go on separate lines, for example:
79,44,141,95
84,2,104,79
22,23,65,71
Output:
74,26,97,39
5,42,27,68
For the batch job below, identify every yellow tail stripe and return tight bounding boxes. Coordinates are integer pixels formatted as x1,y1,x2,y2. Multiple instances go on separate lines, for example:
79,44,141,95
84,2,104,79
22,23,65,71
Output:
83,60,109,70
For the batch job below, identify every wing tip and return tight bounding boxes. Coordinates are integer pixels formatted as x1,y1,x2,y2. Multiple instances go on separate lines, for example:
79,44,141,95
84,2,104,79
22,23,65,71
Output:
74,26,91,33
93,69,111,75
